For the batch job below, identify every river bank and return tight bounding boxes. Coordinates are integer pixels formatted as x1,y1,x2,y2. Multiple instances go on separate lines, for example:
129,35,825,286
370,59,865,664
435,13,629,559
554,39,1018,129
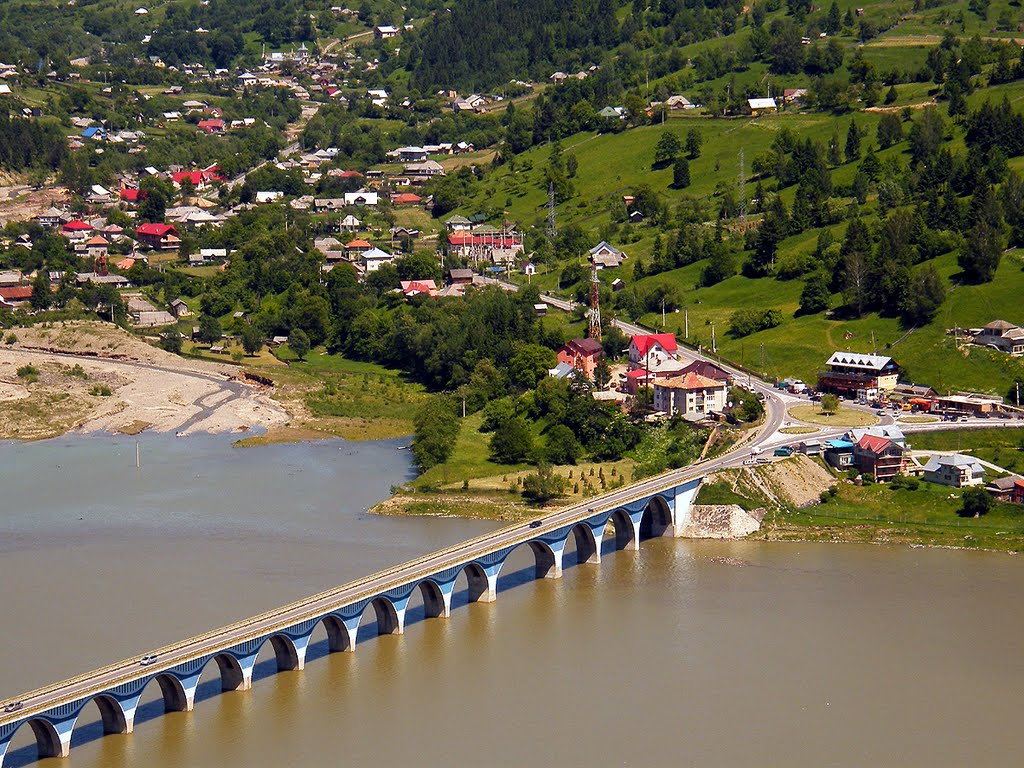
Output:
0,322,288,438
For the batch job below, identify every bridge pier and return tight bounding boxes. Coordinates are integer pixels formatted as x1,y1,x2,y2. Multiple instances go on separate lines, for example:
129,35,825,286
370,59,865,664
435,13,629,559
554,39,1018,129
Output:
372,596,407,635
670,478,702,537
532,540,565,579
466,562,501,603
421,580,455,618
215,653,258,692
572,523,603,564
95,693,136,734
322,614,362,652
159,672,201,712
270,633,311,672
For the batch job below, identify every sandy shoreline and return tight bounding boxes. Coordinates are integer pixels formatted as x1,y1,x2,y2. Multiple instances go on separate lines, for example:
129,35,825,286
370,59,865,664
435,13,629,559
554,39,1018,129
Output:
0,322,288,439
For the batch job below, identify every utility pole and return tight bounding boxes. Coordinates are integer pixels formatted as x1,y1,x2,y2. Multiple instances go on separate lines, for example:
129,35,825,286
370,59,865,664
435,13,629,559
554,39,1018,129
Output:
711,323,717,354
661,297,666,328
738,147,747,222
546,182,556,248
684,307,689,338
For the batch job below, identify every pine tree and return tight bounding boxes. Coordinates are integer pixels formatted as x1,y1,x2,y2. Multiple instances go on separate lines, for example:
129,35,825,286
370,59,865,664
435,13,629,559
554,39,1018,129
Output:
799,271,832,315
672,157,691,188
845,120,861,163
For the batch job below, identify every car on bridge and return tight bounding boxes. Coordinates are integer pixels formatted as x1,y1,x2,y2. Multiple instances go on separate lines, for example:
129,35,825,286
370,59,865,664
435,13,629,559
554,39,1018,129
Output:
529,520,542,529
139,654,159,666
4,701,23,713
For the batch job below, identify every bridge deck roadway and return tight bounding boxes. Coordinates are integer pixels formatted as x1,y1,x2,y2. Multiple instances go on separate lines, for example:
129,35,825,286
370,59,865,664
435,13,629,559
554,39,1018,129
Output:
0,446,759,729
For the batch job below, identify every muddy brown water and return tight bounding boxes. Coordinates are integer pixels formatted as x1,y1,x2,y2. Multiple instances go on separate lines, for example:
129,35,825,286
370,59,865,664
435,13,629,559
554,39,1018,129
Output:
1,435,1022,767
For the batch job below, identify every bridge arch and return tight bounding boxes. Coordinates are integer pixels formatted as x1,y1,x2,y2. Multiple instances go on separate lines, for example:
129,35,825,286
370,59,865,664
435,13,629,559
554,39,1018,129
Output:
459,561,496,603
195,652,248,692
320,614,355,653
365,596,403,636
415,578,448,619
5,717,65,762
257,633,303,672
83,693,130,735
565,522,600,565
604,508,638,551
640,495,673,540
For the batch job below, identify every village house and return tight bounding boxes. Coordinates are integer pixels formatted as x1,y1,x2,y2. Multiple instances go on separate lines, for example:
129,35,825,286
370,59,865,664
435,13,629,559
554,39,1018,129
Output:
170,298,191,318
374,25,399,39
653,373,728,420
589,241,626,269
824,438,855,469
340,214,362,231
400,280,437,297
34,207,66,228
125,294,175,327
971,320,1024,356
556,338,605,381
817,352,898,400
197,118,225,134
935,392,1003,416
85,236,108,261
922,454,986,488
61,220,93,241
136,223,180,250
344,190,379,207
629,333,678,368
447,229,523,265
852,433,906,483
445,214,473,231
361,247,395,273
344,239,372,256
678,359,732,385
747,97,778,115
404,160,445,180
0,285,33,308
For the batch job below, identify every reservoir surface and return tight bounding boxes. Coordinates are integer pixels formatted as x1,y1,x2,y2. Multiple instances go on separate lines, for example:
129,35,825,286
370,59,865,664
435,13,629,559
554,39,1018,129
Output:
1,435,1022,767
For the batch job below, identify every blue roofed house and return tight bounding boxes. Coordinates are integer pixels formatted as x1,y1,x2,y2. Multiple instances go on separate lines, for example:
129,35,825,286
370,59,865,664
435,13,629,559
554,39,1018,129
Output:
824,439,855,469
82,126,106,139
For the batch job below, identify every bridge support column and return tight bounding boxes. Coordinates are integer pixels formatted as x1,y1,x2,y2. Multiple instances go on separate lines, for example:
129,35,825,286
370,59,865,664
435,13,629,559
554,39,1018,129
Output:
624,511,644,551
162,672,201,712
28,716,76,759
671,478,703,537
107,693,141,734
271,633,312,672
574,524,603,565
534,539,565,579
216,653,258,692
467,562,502,603
423,581,455,618
374,596,409,635
324,615,363,653
1,736,10,768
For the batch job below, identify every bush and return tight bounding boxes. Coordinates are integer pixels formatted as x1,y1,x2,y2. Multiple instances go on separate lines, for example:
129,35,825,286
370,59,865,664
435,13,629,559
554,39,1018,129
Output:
16,364,38,381
890,475,919,491
727,308,783,338
89,384,112,397
958,487,993,518
4,332,16,345
65,364,88,379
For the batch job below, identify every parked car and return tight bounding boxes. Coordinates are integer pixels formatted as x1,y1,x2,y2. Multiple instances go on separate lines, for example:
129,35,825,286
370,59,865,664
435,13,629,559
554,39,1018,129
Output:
743,458,758,465
774,447,793,457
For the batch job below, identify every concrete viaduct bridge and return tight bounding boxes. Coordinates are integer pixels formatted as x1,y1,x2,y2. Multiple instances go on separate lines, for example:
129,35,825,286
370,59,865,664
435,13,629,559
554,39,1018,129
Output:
0,467,711,766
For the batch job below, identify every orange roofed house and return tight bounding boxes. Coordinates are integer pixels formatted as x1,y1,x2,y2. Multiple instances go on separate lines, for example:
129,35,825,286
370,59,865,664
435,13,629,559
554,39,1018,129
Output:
557,338,605,380
652,372,728,419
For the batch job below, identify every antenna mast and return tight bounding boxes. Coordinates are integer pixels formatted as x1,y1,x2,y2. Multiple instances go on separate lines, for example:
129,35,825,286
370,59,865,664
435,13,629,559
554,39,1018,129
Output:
588,262,602,340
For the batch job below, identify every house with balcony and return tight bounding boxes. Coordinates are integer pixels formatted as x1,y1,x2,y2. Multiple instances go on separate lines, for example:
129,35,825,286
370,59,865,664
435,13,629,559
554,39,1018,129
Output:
652,372,728,420
852,433,906,482
817,352,898,400
556,338,605,381
922,454,986,488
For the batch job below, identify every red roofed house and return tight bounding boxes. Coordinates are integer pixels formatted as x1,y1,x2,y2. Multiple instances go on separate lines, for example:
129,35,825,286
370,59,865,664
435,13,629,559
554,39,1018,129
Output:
557,338,605,381
400,280,438,297
197,119,225,134
61,220,93,241
0,285,33,308
653,372,728,418
136,223,180,250
392,192,422,205
172,171,204,188
339,170,364,180
629,333,678,367
120,188,141,204
678,359,732,385
852,433,905,482
1013,479,1024,505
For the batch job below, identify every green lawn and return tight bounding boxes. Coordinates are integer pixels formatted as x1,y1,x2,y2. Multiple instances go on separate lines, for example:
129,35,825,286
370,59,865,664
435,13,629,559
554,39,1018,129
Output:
414,412,533,488
774,479,1024,552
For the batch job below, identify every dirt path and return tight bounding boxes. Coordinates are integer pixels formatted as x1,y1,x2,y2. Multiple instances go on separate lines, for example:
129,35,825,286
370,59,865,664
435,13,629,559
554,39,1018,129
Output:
0,322,288,439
